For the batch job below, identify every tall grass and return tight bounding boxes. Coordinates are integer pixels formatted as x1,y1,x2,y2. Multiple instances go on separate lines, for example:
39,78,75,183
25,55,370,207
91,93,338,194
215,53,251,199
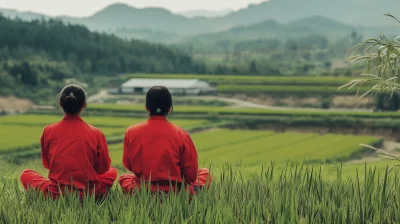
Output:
1,163,400,223
341,14,400,97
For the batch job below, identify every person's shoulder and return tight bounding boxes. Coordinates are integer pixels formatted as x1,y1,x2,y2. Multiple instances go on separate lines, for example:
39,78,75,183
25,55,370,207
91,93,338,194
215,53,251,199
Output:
126,121,148,133
171,124,190,137
43,121,61,132
85,123,105,136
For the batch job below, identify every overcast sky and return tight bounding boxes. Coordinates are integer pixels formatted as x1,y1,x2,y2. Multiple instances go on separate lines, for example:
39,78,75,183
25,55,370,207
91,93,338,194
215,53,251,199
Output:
0,0,267,17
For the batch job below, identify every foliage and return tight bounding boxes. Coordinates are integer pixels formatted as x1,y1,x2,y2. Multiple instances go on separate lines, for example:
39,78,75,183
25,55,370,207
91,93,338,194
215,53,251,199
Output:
2,162,400,223
86,104,399,119
341,14,400,97
128,74,354,85
0,15,204,102
217,84,370,95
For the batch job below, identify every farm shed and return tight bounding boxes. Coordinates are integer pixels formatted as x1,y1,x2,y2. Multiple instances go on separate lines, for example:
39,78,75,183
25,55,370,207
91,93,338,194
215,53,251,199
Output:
118,78,215,95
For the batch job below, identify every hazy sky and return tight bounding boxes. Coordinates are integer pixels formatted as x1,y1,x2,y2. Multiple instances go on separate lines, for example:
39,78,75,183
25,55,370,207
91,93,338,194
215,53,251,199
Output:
0,0,267,17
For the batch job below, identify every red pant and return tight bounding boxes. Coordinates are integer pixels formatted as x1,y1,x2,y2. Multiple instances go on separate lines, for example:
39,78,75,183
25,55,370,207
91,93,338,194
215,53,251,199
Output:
119,168,212,194
20,167,118,199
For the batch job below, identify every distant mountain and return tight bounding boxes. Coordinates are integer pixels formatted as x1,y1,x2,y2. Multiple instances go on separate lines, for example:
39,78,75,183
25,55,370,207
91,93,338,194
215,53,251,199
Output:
0,8,49,20
288,16,355,33
187,17,354,43
179,9,233,18
189,19,311,42
0,0,399,38
80,3,212,34
213,0,400,27
114,28,183,43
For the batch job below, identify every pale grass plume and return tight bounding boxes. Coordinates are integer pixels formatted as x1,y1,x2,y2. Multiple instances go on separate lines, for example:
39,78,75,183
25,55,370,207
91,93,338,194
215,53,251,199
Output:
339,13,400,98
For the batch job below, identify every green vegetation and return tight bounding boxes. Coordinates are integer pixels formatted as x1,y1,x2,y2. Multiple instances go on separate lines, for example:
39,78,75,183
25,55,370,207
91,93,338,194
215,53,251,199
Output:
2,160,400,223
217,84,370,95
342,14,400,97
108,129,381,166
194,130,380,164
0,125,43,152
75,104,400,130
0,15,204,103
0,124,124,153
0,115,208,129
129,74,354,85
0,115,210,155
0,113,396,223
86,104,397,119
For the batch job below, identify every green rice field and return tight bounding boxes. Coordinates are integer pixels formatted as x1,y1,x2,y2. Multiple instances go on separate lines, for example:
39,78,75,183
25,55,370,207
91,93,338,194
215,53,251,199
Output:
217,84,370,95
1,114,399,223
86,104,398,119
107,129,381,168
0,115,210,153
127,74,367,96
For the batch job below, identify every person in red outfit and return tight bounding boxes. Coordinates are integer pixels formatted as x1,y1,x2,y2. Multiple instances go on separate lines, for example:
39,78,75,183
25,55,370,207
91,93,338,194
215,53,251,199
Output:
20,85,117,199
119,86,212,195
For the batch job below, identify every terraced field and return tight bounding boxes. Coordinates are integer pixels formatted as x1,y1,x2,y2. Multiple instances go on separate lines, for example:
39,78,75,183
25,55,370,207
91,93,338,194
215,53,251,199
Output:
0,115,210,155
0,125,126,153
126,74,365,96
108,129,382,167
128,74,354,86
217,84,369,95
0,115,208,128
87,104,400,119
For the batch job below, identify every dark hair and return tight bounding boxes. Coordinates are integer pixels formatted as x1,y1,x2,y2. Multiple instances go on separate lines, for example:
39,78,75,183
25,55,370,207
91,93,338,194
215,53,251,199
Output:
60,84,86,115
146,86,173,116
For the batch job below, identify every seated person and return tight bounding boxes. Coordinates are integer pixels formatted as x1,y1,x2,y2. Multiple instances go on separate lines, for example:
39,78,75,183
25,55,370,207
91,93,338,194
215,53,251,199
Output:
119,86,212,194
20,85,117,199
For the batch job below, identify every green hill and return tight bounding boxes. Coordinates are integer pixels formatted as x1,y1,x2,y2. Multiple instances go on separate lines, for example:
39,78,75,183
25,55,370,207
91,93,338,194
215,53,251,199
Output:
187,19,314,42
288,16,355,33
0,15,203,102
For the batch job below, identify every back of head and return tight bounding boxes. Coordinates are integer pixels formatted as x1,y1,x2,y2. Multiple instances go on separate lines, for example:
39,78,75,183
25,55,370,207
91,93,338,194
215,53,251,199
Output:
146,86,173,116
60,84,86,115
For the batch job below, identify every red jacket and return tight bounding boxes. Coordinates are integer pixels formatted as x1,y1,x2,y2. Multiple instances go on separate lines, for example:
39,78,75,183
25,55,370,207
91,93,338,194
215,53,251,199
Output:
41,114,111,193
123,116,198,186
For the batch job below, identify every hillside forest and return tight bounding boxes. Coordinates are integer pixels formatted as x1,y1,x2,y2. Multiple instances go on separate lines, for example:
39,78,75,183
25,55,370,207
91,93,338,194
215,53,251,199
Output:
0,0,398,108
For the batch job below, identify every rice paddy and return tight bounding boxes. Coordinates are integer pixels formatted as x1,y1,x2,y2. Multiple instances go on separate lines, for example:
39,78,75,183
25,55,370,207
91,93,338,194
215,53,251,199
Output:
0,113,397,223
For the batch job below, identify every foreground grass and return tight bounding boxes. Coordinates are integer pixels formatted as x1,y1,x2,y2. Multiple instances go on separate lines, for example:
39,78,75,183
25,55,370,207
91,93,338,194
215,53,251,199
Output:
2,161,400,223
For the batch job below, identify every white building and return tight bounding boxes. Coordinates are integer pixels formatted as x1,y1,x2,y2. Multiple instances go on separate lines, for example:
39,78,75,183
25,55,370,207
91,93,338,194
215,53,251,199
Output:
116,78,216,95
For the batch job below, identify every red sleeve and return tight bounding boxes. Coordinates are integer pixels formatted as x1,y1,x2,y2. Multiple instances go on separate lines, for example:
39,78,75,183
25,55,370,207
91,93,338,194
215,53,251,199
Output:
122,130,132,171
41,127,50,169
180,131,198,183
94,131,111,175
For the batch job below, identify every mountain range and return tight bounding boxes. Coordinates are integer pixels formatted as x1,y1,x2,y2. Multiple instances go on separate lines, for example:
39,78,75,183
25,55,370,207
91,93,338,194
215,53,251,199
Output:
178,9,233,18
0,0,399,43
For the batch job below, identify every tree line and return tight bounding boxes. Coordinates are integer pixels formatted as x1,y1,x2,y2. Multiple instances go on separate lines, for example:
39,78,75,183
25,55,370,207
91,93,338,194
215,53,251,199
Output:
0,15,209,102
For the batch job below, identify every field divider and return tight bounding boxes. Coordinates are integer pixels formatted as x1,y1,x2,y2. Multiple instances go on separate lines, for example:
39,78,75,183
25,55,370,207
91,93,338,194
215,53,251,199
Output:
105,121,234,146
0,122,126,129
198,132,277,153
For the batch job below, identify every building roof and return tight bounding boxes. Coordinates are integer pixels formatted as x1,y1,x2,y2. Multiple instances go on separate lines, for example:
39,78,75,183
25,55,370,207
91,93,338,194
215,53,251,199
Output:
121,78,209,89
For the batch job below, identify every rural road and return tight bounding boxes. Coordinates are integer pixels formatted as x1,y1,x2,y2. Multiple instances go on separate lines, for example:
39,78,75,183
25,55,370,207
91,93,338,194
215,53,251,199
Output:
87,90,372,113
87,90,109,103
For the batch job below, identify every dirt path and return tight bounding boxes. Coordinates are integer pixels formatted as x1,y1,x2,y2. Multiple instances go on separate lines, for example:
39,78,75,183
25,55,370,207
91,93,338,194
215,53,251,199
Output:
87,90,372,112
0,96,34,114
87,90,109,103
346,141,400,164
